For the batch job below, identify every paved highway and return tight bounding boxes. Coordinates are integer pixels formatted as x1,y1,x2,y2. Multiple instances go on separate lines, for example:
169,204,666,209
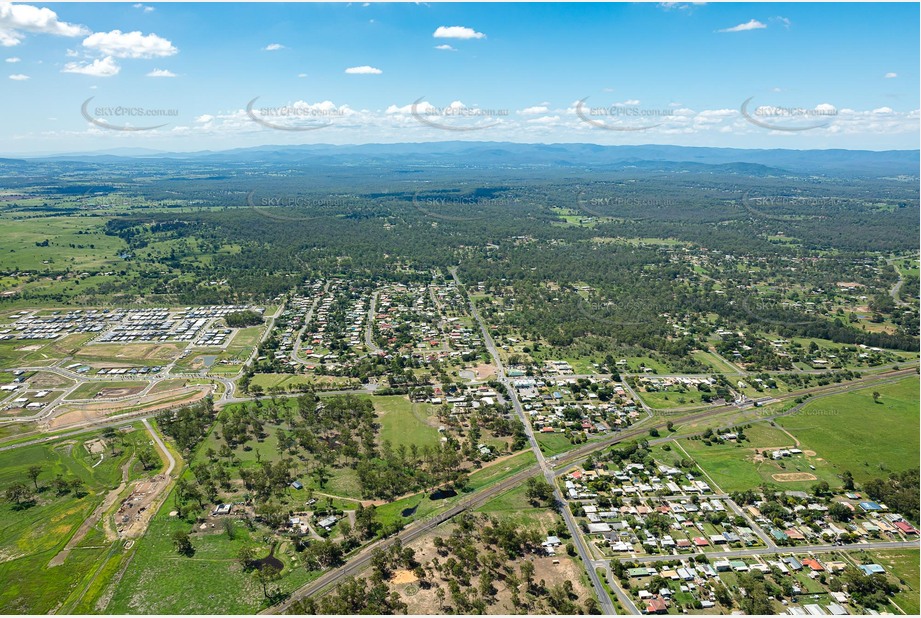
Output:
451,267,622,615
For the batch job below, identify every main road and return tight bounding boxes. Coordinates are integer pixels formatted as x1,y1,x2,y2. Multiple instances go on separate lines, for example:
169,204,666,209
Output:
450,268,628,615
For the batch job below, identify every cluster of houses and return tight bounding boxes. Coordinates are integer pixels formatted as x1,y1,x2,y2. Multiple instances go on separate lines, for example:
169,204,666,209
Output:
195,328,233,347
561,464,772,557
2,308,116,340
298,281,368,369
93,305,255,343
0,304,258,344
625,553,880,615
2,388,51,411
512,376,640,436
372,282,484,365
749,493,920,546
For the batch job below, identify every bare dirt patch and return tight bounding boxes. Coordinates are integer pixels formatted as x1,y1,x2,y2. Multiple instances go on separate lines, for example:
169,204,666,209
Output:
116,473,173,538
85,438,106,454
15,344,42,351
804,450,817,456
473,363,496,379
95,385,146,399
772,472,817,482
47,385,210,430
76,342,183,362
28,372,74,389
391,569,419,585
49,457,133,567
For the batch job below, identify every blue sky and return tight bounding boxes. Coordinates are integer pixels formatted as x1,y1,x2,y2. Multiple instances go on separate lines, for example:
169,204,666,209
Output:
2,1,918,154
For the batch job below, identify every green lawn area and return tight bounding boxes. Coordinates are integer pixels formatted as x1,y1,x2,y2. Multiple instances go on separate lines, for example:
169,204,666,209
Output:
66,380,148,400
777,376,920,482
677,422,842,493
871,549,920,614
248,373,313,391
374,395,440,450
639,388,709,409
691,350,737,374
0,425,149,613
106,484,320,614
536,431,579,457
374,450,537,528
474,482,557,533
0,217,126,273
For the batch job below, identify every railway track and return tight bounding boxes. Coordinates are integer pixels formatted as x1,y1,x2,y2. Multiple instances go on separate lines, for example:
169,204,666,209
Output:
266,363,918,613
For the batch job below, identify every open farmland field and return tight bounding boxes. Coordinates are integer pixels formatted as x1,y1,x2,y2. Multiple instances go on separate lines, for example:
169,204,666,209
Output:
374,395,441,450
677,422,843,493
0,425,154,613
777,376,920,482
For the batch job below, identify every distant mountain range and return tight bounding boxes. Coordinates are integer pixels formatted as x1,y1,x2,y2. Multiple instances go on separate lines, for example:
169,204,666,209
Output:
5,142,919,177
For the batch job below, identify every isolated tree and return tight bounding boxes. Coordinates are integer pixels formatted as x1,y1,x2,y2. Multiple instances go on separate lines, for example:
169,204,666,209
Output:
237,545,256,570
5,482,32,506
26,465,42,490
69,478,85,497
872,391,881,403
138,446,160,471
519,559,535,590
172,530,194,556
255,563,281,598
841,470,855,490
525,477,554,505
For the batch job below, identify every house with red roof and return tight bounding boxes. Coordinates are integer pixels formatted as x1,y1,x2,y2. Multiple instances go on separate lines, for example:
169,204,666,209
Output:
895,521,919,535
645,596,668,614
802,558,825,572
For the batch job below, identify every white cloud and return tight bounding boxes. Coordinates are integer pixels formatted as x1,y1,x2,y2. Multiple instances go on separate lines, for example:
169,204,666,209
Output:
4,55,18,62
133,3,155,12
618,99,641,106
872,107,894,114
65,48,78,57
0,2,88,47
884,72,898,79
433,26,485,39
772,16,791,28
8,72,27,80
264,43,285,51
434,44,456,51
62,55,120,77
297,72,307,78
658,2,707,10
146,68,175,77
82,29,177,59
195,114,214,123
519,105,550,115
386,101,436,115
344,65,381,74
718,19,766,33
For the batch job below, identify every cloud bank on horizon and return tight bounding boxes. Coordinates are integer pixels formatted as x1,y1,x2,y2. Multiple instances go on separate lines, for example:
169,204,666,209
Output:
1,1,918,153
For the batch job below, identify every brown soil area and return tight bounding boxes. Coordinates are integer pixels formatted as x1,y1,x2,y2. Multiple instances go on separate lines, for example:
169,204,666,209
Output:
473,363,496,379
96,385,146,398
391,569,419,585
116,474,173,538
772,472,817,482
48,386,209,430
385,523,592,615
48,457,133,567
29,372,74,389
